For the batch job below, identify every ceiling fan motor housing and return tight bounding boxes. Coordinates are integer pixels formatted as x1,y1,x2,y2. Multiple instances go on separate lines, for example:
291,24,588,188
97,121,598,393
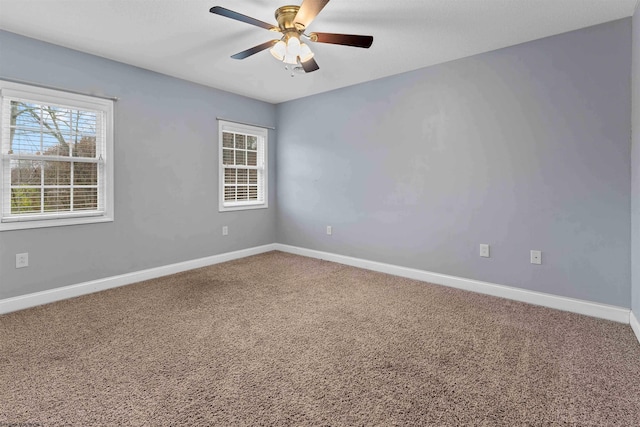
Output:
275,5,305,35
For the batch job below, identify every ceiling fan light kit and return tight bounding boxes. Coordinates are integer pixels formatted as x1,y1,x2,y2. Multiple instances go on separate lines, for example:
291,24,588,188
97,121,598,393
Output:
210,0,373,75
270,31,314,65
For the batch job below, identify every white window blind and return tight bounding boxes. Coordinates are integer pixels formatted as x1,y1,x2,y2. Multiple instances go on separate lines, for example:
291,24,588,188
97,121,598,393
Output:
0,80,114,230
218,120,267,211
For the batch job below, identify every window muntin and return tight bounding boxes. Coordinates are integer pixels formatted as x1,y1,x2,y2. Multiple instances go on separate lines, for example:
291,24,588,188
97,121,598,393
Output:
0,81,114,230
218,121,267,211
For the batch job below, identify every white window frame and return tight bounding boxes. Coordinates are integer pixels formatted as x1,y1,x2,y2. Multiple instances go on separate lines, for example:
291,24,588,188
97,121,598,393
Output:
0,80,114,231
218,120,268,212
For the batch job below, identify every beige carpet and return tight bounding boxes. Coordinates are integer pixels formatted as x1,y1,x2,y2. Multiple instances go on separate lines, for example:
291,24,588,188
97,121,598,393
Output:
1,251,639,426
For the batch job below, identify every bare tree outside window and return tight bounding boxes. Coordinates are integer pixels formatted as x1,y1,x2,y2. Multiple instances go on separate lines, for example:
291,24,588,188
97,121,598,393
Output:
9,101,99,214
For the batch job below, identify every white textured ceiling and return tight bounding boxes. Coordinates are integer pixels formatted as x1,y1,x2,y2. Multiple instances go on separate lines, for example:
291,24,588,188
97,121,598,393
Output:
0,0,637,103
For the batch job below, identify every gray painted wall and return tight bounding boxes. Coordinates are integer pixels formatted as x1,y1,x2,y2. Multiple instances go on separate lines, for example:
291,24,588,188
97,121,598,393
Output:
276,19,632,307
1,17,635,311
632,5,640,316
0,30,277,300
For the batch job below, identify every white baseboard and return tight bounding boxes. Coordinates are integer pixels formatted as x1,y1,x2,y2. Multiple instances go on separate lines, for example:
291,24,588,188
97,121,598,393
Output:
631,311,640,344
2,242,633,329
0,244,278,315
274,244,631,324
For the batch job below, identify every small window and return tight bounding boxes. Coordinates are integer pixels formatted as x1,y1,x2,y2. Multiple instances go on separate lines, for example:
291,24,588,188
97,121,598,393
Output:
218,120,268,211
0,80,114,231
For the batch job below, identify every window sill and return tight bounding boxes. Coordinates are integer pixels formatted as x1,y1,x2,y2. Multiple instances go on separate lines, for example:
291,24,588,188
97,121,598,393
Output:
0,215,114,231
219,203,268,213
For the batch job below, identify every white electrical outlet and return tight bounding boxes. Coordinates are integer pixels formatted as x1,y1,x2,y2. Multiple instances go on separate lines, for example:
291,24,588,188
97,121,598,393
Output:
222,226,228,236
530,250,542,265
16,253,29,268
326,225,332,236
480,244,490,258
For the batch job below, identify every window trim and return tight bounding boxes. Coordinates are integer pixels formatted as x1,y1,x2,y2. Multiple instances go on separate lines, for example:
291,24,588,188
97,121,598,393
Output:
0,80,114,231
218,120,268,212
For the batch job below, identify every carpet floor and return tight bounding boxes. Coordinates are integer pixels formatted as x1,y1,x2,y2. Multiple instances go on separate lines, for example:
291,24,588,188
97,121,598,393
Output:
1,251,639,426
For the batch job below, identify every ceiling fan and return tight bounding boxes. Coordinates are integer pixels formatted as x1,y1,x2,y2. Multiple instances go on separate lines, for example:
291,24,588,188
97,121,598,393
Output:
209,0,373,74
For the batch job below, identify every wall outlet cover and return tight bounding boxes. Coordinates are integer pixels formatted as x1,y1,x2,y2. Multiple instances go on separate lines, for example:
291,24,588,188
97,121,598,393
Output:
480,244,490,258
16,253,29,268
531,250,542,265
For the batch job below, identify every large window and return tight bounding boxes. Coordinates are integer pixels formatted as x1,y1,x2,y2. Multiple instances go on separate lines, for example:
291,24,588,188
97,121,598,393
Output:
0,80,114,231
218,120,268,211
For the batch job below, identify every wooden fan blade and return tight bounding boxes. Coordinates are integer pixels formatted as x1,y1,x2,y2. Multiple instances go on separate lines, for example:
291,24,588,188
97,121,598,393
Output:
210,6,277,31
294,0,330,28
231,40,279,60
310,32,373,48
301,57,320,73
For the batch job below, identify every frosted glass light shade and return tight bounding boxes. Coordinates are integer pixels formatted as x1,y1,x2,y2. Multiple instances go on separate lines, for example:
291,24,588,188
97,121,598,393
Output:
299,43,314,62
283,53,298,65
286,36,301,56
269,40,287,61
